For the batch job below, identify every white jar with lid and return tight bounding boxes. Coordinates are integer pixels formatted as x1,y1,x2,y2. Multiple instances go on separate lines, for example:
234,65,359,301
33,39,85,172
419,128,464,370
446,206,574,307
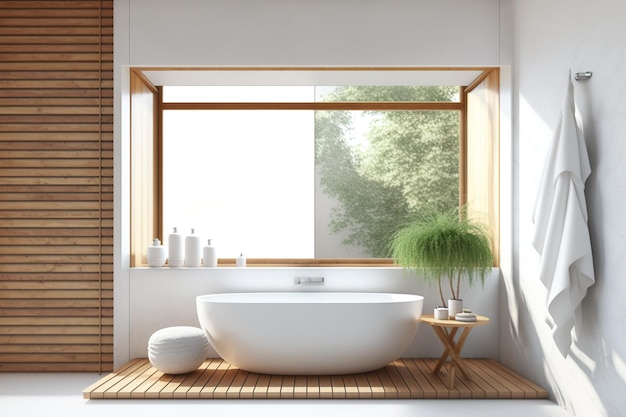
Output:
147,238,167,267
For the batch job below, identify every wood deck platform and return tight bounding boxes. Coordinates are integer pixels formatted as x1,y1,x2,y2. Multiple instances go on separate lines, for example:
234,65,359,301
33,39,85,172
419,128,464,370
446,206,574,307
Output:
84,358,547,400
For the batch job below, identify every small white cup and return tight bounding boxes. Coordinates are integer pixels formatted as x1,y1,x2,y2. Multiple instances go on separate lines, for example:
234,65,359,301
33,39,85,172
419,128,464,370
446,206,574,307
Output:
434,306,449,320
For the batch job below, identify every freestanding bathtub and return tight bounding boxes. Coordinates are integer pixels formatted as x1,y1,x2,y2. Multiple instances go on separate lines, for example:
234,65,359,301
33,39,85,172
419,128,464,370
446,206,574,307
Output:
196,292,423,375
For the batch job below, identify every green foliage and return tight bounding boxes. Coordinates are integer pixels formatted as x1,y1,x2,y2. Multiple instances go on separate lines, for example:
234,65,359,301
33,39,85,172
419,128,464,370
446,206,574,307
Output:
315,86,460,257
388,207,493,305
315,109,411,257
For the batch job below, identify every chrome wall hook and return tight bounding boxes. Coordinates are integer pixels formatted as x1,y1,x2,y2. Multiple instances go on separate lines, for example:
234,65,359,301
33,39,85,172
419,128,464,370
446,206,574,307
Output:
574,71,593,81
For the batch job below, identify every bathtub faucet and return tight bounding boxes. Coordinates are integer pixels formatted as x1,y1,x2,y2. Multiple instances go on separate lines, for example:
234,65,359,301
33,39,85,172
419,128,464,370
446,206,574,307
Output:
294,277,325,285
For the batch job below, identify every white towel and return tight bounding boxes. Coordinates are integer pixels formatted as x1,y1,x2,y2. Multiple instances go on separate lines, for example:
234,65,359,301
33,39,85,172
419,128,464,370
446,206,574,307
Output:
532,75,595,357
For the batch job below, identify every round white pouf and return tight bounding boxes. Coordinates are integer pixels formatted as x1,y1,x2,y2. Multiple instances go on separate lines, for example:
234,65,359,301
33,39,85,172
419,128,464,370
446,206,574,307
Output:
148,326,210,374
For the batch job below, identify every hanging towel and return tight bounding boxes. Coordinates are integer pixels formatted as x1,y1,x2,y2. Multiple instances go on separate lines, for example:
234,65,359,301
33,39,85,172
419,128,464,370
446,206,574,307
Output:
531,74,595,357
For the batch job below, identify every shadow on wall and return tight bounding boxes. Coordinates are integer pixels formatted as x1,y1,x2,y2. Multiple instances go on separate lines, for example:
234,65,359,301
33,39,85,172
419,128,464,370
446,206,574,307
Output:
571,282,626,416
503,245,624,416
571,76,626,417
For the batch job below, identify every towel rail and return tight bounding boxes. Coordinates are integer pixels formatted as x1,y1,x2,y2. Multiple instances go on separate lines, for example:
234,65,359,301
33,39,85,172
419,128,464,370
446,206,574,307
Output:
574,71,592,81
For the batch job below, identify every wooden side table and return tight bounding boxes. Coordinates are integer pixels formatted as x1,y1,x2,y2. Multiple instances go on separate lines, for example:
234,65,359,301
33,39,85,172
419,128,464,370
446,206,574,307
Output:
419,314,489,389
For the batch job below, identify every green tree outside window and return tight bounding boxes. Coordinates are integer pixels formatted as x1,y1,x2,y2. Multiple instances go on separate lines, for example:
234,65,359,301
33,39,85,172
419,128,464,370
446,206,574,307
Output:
315,86,460,257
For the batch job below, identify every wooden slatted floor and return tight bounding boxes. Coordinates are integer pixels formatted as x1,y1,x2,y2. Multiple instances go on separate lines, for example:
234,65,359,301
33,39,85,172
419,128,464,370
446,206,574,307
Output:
84,358,547,400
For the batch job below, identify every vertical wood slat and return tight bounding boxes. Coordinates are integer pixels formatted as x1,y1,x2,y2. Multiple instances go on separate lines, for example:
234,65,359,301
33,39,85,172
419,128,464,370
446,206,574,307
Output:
0,1,113,372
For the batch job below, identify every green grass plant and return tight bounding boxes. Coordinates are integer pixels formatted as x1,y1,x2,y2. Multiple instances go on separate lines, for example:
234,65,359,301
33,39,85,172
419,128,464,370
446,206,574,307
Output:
389,206,493,305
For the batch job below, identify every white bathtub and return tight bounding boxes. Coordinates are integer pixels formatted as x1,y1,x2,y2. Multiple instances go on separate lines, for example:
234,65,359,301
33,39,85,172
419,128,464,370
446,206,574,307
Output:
196,292,423,375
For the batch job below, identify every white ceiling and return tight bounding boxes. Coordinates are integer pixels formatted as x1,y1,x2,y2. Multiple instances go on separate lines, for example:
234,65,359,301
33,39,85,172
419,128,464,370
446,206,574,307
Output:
140,69,485,87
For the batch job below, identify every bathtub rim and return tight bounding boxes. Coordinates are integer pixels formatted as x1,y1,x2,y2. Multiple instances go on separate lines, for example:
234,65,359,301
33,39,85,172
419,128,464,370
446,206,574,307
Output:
196,291,424,305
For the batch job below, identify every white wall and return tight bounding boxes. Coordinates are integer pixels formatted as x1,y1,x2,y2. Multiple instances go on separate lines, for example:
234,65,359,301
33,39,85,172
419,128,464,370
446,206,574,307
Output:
126,0,501,66
129,268,500,360
503,1,626,416
114,0,508,382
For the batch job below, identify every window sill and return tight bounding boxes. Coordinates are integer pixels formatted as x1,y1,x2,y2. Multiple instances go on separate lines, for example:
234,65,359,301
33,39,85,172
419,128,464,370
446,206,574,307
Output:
136,258,395,268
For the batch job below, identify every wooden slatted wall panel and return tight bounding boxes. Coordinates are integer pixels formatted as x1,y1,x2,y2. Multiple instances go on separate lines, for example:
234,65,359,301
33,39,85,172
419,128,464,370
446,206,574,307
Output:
0,1,113,372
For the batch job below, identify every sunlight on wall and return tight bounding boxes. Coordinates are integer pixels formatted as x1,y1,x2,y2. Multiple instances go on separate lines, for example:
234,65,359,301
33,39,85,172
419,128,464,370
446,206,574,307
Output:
504,94,551,340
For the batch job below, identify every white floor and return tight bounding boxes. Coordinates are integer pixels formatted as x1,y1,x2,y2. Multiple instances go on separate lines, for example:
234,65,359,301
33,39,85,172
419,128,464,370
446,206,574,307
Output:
0,373,575,417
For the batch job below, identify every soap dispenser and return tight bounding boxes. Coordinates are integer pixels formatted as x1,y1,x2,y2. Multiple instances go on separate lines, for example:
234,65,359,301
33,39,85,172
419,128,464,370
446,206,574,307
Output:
168,227,184,267
202,239,217,267
236,252,246,268
146,238,166,267
185,228,202,267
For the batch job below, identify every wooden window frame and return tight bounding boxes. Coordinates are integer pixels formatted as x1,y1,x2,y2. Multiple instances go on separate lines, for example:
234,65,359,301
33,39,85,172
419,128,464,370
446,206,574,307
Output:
131,68,500,267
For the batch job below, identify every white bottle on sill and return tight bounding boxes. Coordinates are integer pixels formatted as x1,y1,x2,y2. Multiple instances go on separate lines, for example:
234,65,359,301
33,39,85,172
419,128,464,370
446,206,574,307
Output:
202,239,217,267
168,227,184,267
236,252,246,268
185,228,202,267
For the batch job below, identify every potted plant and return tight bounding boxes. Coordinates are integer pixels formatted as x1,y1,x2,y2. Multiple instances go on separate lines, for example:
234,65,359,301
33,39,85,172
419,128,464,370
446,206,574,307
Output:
389,206,493,319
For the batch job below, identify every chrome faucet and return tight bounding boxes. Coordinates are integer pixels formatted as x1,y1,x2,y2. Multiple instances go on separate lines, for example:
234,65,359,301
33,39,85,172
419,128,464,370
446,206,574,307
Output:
294,277,325,285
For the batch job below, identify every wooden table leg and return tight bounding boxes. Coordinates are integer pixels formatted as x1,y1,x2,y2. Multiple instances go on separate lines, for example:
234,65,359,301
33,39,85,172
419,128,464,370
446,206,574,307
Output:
429,325,474,389
445,328,473,380
433,327,457,373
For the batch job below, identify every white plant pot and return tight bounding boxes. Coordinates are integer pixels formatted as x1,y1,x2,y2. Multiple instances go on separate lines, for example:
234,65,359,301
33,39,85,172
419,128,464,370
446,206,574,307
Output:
448,299,463,320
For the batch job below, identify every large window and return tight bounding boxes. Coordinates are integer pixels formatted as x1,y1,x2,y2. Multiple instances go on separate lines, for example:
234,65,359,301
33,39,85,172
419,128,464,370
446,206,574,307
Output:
161,85,461,259
163,108,315,258
130,68,500,266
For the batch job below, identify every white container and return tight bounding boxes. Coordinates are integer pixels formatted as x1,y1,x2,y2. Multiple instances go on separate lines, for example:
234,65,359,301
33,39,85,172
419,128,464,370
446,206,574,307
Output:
168,227,184,267
185,229,202,267
202,239,217,267
146,238,167,267
455,309,477,322
448,298,464,320
434,306,448,320
236,253,246,268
